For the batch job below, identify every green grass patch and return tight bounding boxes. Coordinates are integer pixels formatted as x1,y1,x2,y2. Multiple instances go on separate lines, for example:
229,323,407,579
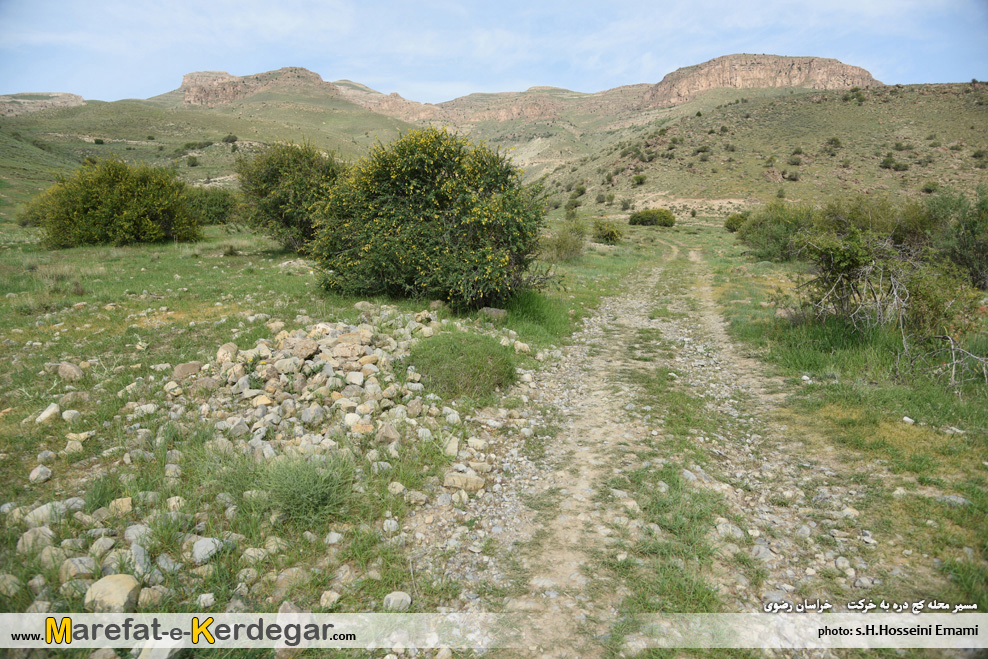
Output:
409,331,517,402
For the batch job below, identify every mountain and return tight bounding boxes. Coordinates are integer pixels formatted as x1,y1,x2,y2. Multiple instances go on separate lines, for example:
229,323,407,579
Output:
641,54,881,107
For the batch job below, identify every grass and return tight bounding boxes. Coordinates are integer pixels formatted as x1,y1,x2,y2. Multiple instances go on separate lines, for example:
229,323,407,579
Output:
408,330,518,403
262,456,356,527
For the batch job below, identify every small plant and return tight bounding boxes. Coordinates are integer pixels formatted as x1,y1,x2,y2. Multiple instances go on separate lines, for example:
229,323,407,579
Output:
723,211,749,233
629,208,675,227
93,138,104,145
541,219,585,262
409,332,517,401
595,192,606,204
592,218,622,244
632,174,646,186
787,155,802,166
187,155,199,167
263,456,355,526
921,181,940,194
222,134,238,143
620,198,632,211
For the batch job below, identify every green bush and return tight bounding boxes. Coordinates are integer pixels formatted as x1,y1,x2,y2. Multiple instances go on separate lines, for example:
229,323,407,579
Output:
262,456,355,526
409,331,517,401
23,159,201,249
187,155,199,168
93,138,104,145
236,141,343,252
620,198,632,211
724,211,749,233
222,134,238,144
592,218,622,244
184,187,239,225
310,128,544,308
541,219,585,262
632,174,647,186
735,200,814,261
629,208,675,226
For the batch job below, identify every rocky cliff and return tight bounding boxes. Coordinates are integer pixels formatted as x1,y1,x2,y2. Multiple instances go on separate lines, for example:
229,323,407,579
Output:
0,92,85,117
181,67,340,106
642,54,880,107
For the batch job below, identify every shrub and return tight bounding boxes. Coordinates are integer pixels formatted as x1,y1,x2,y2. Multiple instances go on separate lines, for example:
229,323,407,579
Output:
541,219,585,262
592,218,622,244
222,134,238,144
184,187,239,225
262,456,355,526
93,138,104,145
409,332,517,401
236,141,343,253
310,128,544,309
620,198,632,211
735,200,814,261
187,155,199,168
724,211,749,233
629,208,675,227
595,192,606,204
23,159,200,249
632,174,646,186
921,181,940,194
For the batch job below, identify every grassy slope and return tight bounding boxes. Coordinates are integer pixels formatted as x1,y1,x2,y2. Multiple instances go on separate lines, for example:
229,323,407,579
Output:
0,95,412,220
521,83,988,214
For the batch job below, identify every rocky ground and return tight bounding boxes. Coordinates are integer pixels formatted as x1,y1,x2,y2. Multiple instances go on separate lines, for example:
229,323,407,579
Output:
2,234,978,659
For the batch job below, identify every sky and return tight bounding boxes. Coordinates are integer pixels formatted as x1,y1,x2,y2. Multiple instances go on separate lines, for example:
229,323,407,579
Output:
1,0,986,104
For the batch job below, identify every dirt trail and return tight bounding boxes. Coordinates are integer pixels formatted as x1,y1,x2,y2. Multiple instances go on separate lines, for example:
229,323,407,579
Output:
413,232,959,656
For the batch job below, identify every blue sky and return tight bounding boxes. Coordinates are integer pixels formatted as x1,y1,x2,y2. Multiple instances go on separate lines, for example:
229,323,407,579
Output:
1,0,986,103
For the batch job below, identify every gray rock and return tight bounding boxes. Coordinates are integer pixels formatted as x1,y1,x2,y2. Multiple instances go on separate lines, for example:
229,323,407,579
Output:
0,574,22,597
383,590,411,611
36,403,61,425
192,537,224,565
28,463,53,485
172,361,203,380
17,526,55,554
58,362,85,381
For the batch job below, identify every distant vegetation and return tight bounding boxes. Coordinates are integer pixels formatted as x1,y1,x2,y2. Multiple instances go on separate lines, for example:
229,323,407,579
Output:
629,208,676,226
22,158,201,248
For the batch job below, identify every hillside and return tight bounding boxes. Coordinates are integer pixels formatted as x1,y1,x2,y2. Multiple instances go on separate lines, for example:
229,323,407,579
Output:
2,55,986,222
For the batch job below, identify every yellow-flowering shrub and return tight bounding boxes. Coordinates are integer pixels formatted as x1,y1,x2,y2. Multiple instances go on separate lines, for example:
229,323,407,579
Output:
310,128,544,308
25,159,200,248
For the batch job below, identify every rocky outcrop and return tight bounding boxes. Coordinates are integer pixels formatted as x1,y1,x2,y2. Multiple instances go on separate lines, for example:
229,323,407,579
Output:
0,93,85,117
181,67,340,107
642,54,881,107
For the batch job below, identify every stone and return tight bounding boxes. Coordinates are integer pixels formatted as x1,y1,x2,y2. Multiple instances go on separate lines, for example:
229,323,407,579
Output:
29,465,52,484
192,537,225,565
480,307,507,320
58,362,84,381
0,574,22,597
443,472,485,492
39,546,69,570
172,361,203,380
109,497,133,516
36,403,61,424
375,422,400,444
196,592,216,608
60,556,97,583
84,574,141,613
383,591,411,611
320,590,341,608
17,526,55,554
443,437,459,456
62,410,82,423
217,342,239,363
